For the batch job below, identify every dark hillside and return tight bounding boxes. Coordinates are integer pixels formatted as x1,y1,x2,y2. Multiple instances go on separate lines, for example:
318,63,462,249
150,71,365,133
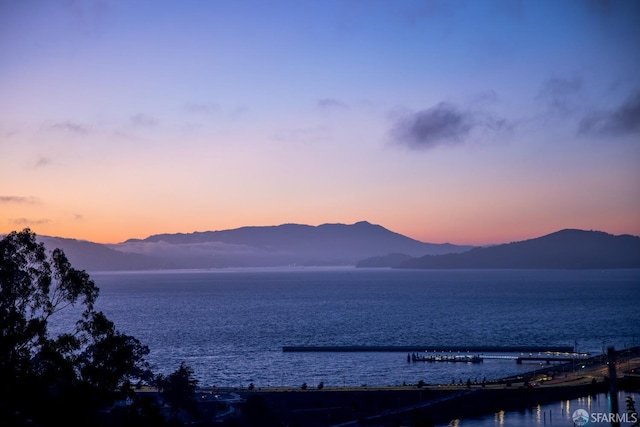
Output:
117,221,472,267
397,229,640,269
37,236,168,271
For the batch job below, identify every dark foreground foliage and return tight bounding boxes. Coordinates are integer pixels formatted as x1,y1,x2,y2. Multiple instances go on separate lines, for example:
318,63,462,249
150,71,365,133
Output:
0,229,206,426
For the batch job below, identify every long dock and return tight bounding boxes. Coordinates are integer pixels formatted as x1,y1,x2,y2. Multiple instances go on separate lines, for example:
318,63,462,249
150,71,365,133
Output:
516,356,582,364
410,353,484,363
282,345,574,353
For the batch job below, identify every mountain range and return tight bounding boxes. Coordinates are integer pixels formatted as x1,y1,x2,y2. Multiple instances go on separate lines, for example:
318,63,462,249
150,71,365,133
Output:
23,222,640,271
392,229,640,269
34,221,470,271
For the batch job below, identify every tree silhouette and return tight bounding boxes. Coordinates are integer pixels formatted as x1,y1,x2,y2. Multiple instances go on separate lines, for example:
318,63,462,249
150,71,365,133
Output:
156,361,200,422
0,229,153,426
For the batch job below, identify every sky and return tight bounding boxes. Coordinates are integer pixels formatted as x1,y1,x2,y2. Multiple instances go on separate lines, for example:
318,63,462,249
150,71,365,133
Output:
1,0,639,246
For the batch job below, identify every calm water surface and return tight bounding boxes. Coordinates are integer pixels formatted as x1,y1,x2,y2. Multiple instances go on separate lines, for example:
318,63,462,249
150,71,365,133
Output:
52,268,640,389
449,391,640,427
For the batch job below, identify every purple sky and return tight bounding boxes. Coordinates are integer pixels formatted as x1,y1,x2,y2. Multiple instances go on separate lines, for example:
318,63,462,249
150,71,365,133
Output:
1,0,639,245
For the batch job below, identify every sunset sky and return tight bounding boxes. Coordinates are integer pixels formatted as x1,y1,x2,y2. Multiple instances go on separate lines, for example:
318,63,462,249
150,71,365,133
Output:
1,1,639,246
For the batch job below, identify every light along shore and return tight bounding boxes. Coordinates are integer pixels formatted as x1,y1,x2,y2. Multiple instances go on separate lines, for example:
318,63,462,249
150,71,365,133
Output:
193,346,640,426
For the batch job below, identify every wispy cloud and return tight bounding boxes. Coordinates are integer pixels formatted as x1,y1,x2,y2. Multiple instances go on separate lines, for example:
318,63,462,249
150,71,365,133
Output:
2,129,19,139
471,90,500,106
0,196,41,204
579,91,640,136
47,121,90,135
389,102,506,150
317,98,349,110
185,103,220,114
129,113,158,128
10,217,50,226
34,156,52,168
537,76,583,114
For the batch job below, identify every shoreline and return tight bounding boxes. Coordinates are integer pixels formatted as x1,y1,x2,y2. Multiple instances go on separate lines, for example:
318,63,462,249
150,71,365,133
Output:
191,346,640,426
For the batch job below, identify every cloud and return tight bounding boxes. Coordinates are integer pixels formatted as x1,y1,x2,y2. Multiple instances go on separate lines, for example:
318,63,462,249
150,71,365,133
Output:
389,102,511,150
47,121,90,135
389,103,477,149
471,90,500,106
35,157,52,168
185,103,220,114
537,76,583,114
579,91,640,136
317,98,348,110
2,129,18,139
10,218,50,226
129,113,158,128
114,241,267,257
0,196,41,204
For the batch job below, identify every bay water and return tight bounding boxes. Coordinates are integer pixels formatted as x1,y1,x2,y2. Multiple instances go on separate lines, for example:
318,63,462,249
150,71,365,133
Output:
453,390,640,427
52,268,640,389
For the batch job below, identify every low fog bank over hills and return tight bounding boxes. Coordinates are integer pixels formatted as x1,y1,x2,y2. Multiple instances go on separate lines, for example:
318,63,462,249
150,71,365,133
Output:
112,221,470,269
36,236,168,271
393,229,640,269
32,221,471,271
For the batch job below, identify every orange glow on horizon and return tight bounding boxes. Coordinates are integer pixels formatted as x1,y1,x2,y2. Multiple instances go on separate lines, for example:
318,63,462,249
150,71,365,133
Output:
4,213,639,248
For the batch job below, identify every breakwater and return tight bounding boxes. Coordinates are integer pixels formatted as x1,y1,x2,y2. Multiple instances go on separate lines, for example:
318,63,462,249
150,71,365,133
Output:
233,347,640,427
282,345,574,353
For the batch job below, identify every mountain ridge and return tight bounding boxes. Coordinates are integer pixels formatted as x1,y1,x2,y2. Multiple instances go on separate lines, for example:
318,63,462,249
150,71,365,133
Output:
10,224,637,272
394,228,640,269
24,221,470,271
113,221,471,269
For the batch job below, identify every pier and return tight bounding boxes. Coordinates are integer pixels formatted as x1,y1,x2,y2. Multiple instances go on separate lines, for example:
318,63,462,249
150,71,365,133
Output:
282,345,574,353
212,346,640,427
409,353,483,363
516,356,585,364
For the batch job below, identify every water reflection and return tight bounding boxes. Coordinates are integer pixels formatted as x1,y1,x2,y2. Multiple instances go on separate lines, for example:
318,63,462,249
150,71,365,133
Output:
445,391,639,427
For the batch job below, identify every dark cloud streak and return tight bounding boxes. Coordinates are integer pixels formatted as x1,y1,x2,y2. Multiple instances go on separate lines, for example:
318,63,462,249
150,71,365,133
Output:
0,196,40,204
537,76,583,114
129,113,158,127
390,102,511,150
390,103,476,149
394,103,472,149
10,218,50,226
579,91,640,136
47,121,90,135
317,98,348,110
35,157,51,168
185,103,220,114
